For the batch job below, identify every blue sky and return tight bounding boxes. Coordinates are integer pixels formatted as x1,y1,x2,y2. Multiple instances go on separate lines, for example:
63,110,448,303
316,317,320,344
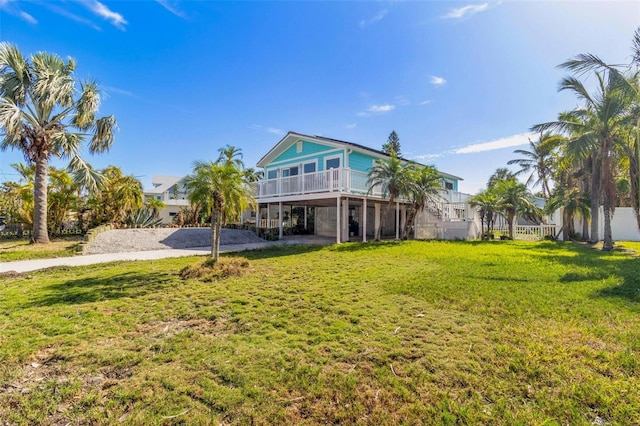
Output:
1,0,639,194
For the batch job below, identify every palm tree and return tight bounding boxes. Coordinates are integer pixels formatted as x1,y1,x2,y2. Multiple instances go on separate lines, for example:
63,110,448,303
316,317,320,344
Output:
469,189,500,239
507,132,559,200
493,180,541,239
86,166,143,226
0,43,117,243
545,186,590,240
216,144,245,168
533,72,629,250
184,160,255,263
402,165,442,239
367,153,412,240
486,167,517,189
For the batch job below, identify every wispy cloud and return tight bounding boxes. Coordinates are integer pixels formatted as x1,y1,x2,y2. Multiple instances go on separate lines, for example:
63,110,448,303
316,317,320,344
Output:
442,3,489,19
359,10,388,28
368,104,395,113
19,10,37,24
155,0,186,18
357,103,396,117
103,85,134,97
430,76,446,86
84,0,127,30
419,100,432,105
251,124,284,136
45,3,101,30
346,123,357,129
394,96,411,106
267,127,284,136
0,0,38,24
452,132,533,154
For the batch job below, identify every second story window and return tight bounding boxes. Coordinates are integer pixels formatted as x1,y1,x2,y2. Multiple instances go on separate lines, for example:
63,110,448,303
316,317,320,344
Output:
267,170,278,179
326,157,340,170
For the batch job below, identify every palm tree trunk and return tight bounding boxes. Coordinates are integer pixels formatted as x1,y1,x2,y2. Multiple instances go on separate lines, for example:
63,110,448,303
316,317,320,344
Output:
602,204,614,251
32,155,50,244
508,212,515,239
589,158,601,244
210,211,217,259
213,211,221,262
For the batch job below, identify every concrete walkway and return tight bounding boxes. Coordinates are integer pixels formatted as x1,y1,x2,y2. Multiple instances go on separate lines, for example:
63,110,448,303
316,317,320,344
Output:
1,236,335,274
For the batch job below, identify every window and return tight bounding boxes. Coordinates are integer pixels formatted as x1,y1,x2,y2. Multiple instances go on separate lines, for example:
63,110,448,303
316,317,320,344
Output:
169,212,177,217
444,181,454,190
267,170,278,179
326,157,340,170
283,166,299,177
303,162,316,173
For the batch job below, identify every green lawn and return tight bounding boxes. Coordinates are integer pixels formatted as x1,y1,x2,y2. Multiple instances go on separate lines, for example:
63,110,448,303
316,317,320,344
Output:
1,240,638,425
0,237,82,261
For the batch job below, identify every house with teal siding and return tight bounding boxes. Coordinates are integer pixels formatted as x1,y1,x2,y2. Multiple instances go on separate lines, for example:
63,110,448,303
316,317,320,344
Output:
254,131,475,242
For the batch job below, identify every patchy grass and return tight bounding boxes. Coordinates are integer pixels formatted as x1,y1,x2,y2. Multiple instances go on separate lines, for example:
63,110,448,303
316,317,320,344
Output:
1,240,639,424
0,237,82,261
179,256,251,281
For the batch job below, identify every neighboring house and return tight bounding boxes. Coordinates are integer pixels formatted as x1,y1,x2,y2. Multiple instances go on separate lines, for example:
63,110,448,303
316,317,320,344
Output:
254,131,478,242
143,176,189,224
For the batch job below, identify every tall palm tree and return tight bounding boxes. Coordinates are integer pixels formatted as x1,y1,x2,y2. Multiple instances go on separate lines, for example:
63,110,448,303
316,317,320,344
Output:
184,160,255,263
533,72,629,250
0,43,117,243
367,153,412,240
402,165,442,239
507,132,559,200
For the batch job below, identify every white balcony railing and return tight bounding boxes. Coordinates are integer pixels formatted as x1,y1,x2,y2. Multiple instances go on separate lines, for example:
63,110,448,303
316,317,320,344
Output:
254,167,465,203
255,168,381,199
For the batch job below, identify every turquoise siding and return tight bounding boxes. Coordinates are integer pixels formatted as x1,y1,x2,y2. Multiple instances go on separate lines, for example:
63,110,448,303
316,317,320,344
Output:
348,151,376,173
272,140,335,164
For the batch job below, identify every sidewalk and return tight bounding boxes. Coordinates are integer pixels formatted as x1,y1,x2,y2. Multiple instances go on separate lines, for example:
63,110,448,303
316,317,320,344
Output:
1,242,273,274
0,236,335,274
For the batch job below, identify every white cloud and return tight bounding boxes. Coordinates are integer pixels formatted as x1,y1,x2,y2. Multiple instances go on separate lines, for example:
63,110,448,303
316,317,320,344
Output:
452,132,533,154
19,10,37,24
267,127,284,136
0,0,38,24
430,76,446,86
103,85,134,97
250,124,284,135
419,100,431,105
442,3,489,19
346,123,357,129
368,104,395,113
359,10,388,28
155,0,186,18
85,0,127,30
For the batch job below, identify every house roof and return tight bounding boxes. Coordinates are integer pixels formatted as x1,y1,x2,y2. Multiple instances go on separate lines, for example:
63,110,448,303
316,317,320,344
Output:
144,175,185,194
257,131,463,181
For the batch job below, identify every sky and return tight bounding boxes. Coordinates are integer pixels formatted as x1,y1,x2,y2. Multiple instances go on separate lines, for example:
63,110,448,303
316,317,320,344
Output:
0,0,639,194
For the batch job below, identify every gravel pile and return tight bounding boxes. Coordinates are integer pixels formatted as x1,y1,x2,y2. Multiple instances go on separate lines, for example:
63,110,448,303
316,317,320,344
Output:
85,228,266,254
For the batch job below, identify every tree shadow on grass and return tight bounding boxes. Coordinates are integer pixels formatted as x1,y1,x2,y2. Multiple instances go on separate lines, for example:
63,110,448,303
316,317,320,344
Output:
23,270,176,308
531,243,640,304
238,244,326,260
